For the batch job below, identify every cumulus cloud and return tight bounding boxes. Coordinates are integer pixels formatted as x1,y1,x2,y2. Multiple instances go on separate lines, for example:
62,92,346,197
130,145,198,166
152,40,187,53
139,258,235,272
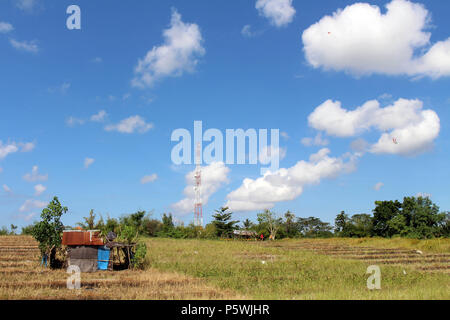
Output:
66,116,85,127
84,158,95,169
34,184,46,196
90,110,107,122
10,39,39,53
132,9,205,88
19,199,47,213
0,22,14,33
141,174,158,184
172,162,230,214
256,0,296,27
374,182,384,191
307,98,440,156
226,148,358,212
105,115,153,134
301,133,329,147
302,0,450,79
23,166,48,182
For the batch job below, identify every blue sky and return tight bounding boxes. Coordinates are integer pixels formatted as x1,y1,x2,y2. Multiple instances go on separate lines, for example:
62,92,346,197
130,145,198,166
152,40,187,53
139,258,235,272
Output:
0,0,449,229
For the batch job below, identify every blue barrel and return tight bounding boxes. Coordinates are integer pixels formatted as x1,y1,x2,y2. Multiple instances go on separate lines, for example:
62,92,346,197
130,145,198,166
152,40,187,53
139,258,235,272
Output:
97,245,110,270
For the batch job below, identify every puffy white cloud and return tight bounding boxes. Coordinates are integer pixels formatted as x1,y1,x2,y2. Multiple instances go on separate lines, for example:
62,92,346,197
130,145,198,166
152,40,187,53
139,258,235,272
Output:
34,184,46,196
66,116,85,127
374,182,384,191
256,0,296,27
301,133,329,147
105,115,153,134
172,162,230,214
23,166,48,182
84,158,95,169
307,98,440,156
226,148,358,212
132,9,205,88
90,110,107,122
302,0,450,78
0,142,19,159
141,174,158,184
19,199,47,213
10,39,39,53
0,22,14,33
3,184,11,193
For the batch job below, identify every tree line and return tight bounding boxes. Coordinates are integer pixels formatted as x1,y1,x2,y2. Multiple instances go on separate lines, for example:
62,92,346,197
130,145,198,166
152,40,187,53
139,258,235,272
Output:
10,195,449,240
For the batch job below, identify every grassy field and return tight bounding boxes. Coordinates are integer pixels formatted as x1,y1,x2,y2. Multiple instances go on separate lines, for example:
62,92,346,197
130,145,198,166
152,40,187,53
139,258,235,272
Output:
0,235,448,300
146,237,450,300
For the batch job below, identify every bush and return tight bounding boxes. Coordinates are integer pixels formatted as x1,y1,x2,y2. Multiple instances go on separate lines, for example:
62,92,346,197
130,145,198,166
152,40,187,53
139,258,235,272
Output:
132,242,147,269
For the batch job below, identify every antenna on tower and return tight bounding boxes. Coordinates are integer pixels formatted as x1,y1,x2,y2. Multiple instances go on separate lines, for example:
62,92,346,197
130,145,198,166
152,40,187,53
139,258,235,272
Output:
194,142,203,227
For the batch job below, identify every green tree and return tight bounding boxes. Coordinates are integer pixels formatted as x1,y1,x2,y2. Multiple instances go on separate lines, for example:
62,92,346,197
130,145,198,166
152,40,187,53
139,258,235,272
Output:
348,214,373,237
297,217,333,238
372,200,402,237
212,207,239,238
283,210,297,238
334,211,350,236
77,209,96,230
31,197,68,268
257,209,282,240
242,218,254,230
161,213,175,233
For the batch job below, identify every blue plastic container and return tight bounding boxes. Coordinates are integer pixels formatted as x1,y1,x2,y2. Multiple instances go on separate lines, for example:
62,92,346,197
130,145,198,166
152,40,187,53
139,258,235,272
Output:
97,245,110,270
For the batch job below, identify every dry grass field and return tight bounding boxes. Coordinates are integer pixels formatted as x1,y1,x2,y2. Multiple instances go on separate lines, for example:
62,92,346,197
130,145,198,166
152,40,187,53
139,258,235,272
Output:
0,236,243,300
0,235,448,300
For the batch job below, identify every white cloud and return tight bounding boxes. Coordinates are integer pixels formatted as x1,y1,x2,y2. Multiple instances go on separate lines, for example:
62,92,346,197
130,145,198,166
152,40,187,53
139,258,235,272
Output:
19,199,46,213
241,25,255,37
301,133,329,147
226,148,358,212
141,174,158,184
132,9,205,88
256,0,296,27
3,184,11,193
66,116,85,127
280,131,289,140
416,192,432,198
90,110,107,122
0,22,14,33
0,142,19,159
302,0,450,79
307,98,440,156
132,10,205,88
84,158,95,169
172,162,230,214
15,0,38,12
49,82,70,94
105,115,154,134
34,184,46,196
0,141,34,159
259,146,286,164
374,182,384,191
10,39,39,53
19,142,35,152
23,166,48,182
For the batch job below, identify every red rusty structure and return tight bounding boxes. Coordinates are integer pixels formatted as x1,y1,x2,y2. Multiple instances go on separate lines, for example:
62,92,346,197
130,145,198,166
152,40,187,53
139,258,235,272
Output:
62,230,104,246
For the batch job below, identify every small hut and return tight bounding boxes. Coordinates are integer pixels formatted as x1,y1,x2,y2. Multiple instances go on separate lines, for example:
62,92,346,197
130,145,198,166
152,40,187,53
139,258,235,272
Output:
62,230,136,272
233,230,257,240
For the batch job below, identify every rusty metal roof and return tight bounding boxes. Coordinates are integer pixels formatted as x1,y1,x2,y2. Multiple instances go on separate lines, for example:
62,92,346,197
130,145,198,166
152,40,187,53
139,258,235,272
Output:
62,230,104,246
